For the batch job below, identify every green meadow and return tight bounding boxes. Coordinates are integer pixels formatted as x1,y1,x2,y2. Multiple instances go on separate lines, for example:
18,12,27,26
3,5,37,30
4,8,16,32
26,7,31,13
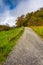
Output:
0,27,24,64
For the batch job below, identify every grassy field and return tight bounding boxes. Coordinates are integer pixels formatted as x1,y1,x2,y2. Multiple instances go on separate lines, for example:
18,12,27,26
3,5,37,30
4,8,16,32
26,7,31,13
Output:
31,26,43,38
0,27,24,64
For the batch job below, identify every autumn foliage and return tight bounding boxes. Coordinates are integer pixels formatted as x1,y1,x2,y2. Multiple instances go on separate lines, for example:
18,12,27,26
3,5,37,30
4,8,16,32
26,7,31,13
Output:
16,8,43,27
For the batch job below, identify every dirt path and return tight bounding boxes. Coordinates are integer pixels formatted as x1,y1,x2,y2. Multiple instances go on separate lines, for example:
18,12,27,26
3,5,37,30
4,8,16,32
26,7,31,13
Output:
4,27,43,65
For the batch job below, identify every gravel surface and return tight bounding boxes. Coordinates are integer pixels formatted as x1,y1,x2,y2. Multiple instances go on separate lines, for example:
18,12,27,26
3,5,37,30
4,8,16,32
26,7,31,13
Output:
4,27,43,65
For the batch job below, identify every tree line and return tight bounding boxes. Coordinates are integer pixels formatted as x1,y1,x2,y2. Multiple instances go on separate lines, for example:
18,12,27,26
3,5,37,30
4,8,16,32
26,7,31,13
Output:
16,8,43,27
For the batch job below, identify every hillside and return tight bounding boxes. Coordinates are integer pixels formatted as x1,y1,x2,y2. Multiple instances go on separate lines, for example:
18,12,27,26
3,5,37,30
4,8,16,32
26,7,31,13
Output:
16,8,43,27
0,25,10,31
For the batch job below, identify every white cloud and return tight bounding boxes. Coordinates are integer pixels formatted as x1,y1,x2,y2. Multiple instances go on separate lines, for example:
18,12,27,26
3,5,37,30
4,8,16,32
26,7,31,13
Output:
4,16,16,26
11,0,43,17
0,16,16,26
0,0,43,26
0,11,16,26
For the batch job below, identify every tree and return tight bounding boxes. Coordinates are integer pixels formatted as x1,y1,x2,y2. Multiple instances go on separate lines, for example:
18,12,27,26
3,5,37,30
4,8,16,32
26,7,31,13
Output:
16,15,24,27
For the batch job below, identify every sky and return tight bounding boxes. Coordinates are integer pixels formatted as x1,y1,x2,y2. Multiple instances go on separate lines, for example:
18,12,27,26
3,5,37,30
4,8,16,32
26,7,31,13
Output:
0,0,43,26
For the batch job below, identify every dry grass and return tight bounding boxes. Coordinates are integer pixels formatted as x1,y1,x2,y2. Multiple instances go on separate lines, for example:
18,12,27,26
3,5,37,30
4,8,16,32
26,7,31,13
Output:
31,26,43,38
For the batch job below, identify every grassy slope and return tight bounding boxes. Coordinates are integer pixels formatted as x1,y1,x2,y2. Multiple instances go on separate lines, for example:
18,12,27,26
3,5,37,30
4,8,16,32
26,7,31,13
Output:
0,27,24,64
31,26,43,38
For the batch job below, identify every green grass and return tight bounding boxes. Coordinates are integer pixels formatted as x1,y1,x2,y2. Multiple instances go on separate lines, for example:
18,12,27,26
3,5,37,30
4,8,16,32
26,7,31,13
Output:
0,27,24,64
31,26,43,38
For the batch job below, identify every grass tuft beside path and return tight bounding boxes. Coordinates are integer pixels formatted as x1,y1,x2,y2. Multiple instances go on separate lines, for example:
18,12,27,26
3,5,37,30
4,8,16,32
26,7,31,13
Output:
31,26,43,38
0,27,24,64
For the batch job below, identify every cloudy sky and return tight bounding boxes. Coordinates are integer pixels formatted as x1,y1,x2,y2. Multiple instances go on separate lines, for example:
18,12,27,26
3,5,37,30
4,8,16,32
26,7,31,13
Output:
0,0,43,26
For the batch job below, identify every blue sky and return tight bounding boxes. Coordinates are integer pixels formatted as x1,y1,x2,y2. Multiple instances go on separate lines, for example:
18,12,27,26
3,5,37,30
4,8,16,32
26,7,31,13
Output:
0,0,43,26
0,0,20,13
